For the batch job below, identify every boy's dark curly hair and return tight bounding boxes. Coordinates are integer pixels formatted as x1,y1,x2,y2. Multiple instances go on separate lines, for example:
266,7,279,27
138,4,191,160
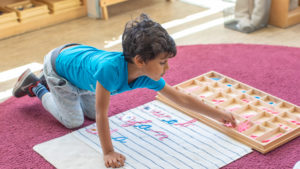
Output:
122,13,177,63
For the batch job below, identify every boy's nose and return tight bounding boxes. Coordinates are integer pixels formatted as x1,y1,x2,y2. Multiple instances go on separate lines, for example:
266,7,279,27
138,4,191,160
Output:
164,62,169,71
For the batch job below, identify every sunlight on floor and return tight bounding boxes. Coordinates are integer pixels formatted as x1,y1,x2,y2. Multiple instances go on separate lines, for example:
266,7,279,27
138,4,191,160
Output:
0,89,13,101
0,62,43,83
0,63,43,102
104,4,233,49
180,0,233,9
171,18,225,39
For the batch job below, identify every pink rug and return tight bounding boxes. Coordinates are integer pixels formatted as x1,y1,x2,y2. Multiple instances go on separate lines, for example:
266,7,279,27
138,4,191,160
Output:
0,44,299,169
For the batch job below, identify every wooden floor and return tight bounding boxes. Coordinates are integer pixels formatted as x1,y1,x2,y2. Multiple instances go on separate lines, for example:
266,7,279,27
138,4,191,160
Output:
0,0,300,102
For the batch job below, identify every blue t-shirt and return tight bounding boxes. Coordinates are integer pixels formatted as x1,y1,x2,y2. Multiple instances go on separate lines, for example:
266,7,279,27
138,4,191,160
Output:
55,45,165,95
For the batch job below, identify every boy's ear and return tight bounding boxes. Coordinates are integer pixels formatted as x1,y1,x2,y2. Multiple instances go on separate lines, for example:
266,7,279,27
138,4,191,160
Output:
133,55,145,67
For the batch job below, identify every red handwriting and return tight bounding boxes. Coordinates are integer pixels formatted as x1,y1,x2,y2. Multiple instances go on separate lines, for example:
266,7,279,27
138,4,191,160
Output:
151,109,198,128
86,128,119,135
151,130,168,141
151,111,171,118
86,128,97,135
110,129,119,134
174,119,197,127
121,119,169,141
119,114,136,121
122,120,152,127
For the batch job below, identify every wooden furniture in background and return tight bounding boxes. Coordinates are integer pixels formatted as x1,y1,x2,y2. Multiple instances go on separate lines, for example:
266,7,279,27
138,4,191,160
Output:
36,0,82,13
269,0,300,28
99,0,173,20
0,0,87,39
100,0,127,20
6,0,50,22
0,0,173,38
0,6,19,28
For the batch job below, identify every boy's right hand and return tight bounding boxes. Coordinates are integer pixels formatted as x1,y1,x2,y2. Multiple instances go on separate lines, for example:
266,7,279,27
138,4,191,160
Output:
218,111,237,128
103,151,126,168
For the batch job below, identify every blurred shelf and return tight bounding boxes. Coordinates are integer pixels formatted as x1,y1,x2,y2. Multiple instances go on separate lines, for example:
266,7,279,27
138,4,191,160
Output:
0,0,87,39
269,0,300,28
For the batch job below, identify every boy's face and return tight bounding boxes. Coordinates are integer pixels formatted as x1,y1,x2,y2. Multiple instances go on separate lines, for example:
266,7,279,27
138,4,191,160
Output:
143,52,170,81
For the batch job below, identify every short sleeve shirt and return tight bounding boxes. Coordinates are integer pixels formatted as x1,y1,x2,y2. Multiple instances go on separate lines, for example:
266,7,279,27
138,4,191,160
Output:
55,45,166,95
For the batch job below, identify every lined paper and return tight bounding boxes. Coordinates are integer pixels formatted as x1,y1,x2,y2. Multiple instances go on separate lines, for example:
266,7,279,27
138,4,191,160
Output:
73,100,252,169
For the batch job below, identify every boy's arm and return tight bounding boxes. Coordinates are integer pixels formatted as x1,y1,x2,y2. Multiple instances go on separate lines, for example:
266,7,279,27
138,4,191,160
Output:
159,83,236,127
95,82,125,168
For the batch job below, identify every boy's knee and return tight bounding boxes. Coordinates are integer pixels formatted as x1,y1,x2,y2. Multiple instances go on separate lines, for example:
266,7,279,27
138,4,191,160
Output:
63,118,84,129
84,111,96,120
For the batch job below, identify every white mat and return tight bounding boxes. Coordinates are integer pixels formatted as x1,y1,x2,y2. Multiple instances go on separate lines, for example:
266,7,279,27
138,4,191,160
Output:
34,100,252,169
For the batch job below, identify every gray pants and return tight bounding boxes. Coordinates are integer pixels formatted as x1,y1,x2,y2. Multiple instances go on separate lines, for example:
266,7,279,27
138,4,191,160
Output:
42,45,96,129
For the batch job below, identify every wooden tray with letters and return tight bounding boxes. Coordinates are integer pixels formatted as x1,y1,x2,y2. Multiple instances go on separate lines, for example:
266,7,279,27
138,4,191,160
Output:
156,71,300,154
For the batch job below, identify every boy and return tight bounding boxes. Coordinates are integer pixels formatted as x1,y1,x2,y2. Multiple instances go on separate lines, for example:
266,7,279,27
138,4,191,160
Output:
12,14,236,168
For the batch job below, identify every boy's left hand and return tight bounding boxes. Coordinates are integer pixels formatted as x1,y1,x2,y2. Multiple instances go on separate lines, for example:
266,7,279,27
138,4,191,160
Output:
103,151,126,168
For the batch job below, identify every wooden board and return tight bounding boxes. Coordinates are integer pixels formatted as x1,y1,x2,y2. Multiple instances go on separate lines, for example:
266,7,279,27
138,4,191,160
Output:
156,71,300,154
